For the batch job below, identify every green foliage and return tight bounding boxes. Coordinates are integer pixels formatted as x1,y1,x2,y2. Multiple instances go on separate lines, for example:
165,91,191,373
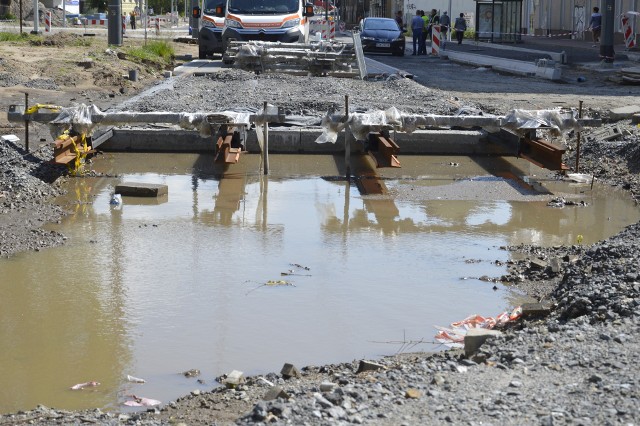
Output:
0,31,39,42
84,0,107,12
124,40,174,65
1,13,17,20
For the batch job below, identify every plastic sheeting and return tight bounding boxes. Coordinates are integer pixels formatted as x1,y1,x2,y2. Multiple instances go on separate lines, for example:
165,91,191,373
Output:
501,109,582,137
315,107,584,143
48,104,254,138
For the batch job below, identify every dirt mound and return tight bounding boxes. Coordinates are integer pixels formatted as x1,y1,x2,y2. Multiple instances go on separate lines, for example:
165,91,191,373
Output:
30,31,90,47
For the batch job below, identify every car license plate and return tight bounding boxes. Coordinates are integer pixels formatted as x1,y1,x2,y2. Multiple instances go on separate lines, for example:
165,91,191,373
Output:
376,42,390,48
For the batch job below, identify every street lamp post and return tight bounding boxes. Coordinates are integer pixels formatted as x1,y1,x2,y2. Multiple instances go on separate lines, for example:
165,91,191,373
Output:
600,0,615,64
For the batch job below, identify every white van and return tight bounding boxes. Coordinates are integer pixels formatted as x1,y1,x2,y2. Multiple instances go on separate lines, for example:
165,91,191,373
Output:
197,0,226,59
216,0,315,51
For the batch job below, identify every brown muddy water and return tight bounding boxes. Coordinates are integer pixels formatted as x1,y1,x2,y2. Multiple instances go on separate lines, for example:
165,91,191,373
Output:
1,153,638,414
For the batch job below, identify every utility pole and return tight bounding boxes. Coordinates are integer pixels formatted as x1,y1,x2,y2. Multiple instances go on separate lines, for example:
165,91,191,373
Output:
107,0,122,45
31,0,40,34
600,0,615,64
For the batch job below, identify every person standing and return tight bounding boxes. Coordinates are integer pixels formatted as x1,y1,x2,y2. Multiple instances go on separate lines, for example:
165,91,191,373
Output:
454,13,467,44
419,10,429,54
395,10,403,28
130,12,136,30
440,11,450,41
428,9,439,40
588,7,602,47
411,11,424,55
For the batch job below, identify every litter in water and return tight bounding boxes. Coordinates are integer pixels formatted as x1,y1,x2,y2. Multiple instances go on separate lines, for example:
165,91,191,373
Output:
70,381,100,390
126,375,146,383
123,395,161,407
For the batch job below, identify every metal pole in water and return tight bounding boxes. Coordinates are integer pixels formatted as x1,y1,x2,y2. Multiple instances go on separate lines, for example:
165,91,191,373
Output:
575,100,583,173
344,94,350,177
24,93,29,152
263,101,269,175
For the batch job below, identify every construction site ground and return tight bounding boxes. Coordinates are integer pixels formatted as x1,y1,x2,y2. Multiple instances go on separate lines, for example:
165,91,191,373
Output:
1,31,640,425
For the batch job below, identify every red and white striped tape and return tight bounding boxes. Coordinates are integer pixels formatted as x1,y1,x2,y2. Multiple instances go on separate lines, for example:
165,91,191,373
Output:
45,11,51,32
431,24,441,55
87,19,106,25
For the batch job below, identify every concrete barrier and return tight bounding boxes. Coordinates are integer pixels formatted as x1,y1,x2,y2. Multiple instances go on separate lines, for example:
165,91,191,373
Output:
100,127,513,156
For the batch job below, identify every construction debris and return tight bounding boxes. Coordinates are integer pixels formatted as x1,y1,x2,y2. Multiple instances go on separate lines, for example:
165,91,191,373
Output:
585,125,622,142
620,67,640,84
225,40,362,78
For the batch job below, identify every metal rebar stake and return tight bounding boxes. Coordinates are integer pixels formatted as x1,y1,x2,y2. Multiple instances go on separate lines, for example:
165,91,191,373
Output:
344,95,350,178
263,101,269,175
24,93,29,152
575,100,583,173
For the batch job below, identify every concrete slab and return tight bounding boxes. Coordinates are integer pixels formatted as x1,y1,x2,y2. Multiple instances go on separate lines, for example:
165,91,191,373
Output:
609,105,640,120
115,182,168,197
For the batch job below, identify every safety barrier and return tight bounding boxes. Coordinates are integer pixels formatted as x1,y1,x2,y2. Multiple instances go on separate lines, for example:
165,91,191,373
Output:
431,24,440,55
310,19,335,40
622,12,638,49
45,11,51,32
83,18,107,26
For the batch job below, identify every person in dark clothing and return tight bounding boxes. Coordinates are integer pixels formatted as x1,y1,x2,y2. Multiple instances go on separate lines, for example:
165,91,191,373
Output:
130,12,136,30
427,9,439,40
439,11,450,40
454,13,466,44
395,10,403,28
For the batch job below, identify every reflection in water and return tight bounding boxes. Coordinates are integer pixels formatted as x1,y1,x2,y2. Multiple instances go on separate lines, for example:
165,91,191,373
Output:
0,153,638,414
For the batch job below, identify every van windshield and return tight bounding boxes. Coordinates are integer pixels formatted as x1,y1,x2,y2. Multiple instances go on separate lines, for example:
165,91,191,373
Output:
203,0,220,14
228,0,299,14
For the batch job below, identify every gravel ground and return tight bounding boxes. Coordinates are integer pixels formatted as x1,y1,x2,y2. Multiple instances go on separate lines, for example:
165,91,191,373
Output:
1,62,639,424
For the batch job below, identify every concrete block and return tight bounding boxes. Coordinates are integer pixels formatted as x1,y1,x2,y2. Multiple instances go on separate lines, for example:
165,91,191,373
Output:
280,363,301,379
464,328,502,357
224,370,244,388
115,182,168,197
529,258,548,270
320,382,337,392
631,113,640,124
263,386,290,401
356,360,386,374
585,126,622,142
521,303,552,317
609,105,640,120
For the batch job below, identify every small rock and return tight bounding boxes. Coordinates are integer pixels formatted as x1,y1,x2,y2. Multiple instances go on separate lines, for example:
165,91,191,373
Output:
405,388,421,399
182,369,200,378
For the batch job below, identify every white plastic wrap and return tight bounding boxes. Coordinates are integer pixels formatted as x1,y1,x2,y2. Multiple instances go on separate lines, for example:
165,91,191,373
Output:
502,109,581,136
315,112,347,144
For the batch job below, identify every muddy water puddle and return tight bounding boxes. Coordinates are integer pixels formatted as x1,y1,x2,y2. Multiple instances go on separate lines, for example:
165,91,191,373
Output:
1,153,638,413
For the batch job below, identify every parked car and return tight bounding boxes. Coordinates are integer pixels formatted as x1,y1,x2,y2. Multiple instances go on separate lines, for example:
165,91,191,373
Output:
358,17,405,56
